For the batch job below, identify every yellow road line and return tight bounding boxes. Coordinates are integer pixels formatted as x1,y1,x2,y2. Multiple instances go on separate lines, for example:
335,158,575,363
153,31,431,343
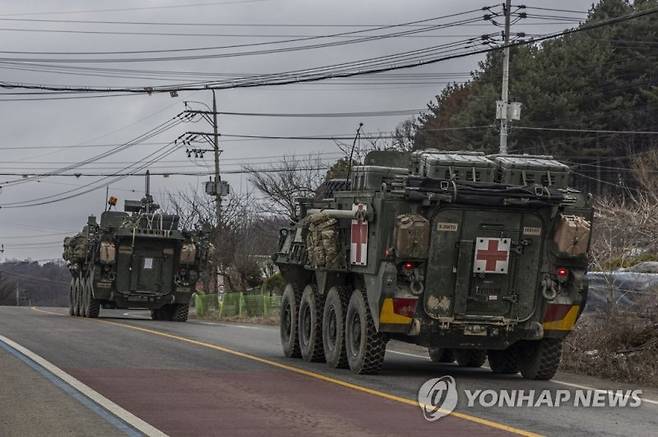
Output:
31,307,541,437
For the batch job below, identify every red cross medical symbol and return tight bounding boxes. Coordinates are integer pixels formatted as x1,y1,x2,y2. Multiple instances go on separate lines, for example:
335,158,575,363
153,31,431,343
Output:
351,218,368,263
476,239,509,272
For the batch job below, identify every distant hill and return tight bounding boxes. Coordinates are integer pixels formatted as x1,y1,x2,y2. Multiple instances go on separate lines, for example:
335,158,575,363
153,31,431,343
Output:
0,260,70,307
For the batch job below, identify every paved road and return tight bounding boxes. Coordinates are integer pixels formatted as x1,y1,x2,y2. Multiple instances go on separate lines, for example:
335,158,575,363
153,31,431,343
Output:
0,306,657,437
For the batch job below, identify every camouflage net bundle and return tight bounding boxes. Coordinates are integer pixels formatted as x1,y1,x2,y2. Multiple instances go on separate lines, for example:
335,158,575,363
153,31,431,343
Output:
63,232,88,264
306,212,342,269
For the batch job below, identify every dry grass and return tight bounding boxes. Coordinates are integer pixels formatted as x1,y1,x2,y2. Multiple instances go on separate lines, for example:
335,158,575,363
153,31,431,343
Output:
561,298,658,386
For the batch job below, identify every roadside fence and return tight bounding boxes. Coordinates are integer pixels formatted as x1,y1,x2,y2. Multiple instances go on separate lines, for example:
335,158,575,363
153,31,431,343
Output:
194,292,281,318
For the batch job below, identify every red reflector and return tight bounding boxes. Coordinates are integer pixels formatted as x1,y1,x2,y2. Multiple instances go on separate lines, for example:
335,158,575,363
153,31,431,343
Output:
556,267,569,279
393,298,417,318
402,261,415,271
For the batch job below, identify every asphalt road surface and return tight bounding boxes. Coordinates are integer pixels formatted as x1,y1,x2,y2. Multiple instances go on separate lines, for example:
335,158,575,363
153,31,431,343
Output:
1,306,657,437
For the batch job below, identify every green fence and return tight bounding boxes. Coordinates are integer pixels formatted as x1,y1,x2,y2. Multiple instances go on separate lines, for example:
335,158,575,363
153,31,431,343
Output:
195,292,281,319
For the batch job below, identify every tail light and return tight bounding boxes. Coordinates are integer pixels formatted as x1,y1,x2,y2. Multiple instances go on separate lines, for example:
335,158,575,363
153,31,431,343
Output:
401,261,415,271
392,297,418,318
556,267,570,282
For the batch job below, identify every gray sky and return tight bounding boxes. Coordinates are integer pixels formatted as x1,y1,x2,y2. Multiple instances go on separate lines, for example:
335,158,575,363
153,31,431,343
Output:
0,0,593,261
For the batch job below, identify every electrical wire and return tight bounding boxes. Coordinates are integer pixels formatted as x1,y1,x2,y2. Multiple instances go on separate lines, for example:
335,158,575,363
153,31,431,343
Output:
0,0,270,17
514,126,658,135
2,6,655,94
0,9,489,56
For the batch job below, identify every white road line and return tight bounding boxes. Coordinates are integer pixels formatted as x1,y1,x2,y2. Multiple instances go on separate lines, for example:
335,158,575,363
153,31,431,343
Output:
0,334,168,437
387,349,430,360
195,321,269,330
387,349,658,407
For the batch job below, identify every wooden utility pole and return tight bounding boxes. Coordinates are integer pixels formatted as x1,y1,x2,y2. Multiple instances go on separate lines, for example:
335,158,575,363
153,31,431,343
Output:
499,0,512,154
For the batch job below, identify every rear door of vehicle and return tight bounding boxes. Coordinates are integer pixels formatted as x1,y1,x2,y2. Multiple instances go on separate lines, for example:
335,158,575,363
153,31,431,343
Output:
423,207,545,321
116,238,175,295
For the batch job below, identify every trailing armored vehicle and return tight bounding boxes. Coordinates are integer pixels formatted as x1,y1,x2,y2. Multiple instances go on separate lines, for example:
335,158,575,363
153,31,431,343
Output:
274,150,593,379
63,175,209,321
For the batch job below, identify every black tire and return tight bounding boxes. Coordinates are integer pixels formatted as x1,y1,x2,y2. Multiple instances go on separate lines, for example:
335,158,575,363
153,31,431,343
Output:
156,305,174,321
487,347,520,374
322,287,349,368
87,299,101,318
81,279,90,318
298,285,325,362
68,279,75,316
86,269,100,319
73,278,82,317
519,339,562,380
428,347,455,363
455,349,487,368
172,304,189,322
345,289,386,374
280,283,302,358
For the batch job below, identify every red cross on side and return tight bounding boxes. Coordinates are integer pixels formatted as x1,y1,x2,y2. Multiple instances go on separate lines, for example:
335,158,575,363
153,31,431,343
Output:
476,239,509,272
351,219,368,264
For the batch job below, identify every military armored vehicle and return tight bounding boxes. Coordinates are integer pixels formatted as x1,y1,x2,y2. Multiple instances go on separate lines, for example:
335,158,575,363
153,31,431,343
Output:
63,174,209,321
273,150,593,379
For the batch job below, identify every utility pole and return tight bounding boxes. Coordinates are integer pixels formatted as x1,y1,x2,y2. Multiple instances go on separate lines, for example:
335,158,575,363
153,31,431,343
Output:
499,0,512,155
175,91,227,293
211,89,222,237
211,90,223,294
15,280,19,307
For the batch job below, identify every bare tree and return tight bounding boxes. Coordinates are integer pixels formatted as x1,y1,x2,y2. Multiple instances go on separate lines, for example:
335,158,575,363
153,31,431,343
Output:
165,188,282,291
246,155,326,220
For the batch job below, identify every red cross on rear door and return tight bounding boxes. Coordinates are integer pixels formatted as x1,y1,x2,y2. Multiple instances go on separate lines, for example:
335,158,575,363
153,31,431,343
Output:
473,237,511,274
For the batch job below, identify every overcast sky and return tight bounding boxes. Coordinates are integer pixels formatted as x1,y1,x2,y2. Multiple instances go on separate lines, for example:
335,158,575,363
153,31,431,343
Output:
0,0,593,261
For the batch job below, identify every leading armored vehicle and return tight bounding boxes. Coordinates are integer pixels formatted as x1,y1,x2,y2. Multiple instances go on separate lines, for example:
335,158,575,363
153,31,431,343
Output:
63,177,209,321
274,150,593,379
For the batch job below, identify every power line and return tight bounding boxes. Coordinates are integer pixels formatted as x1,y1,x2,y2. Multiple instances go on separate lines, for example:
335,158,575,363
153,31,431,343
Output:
0,116,182,188
0,20,486,63
0,0,269,17
0,10,488,57
215,108,426,117
524,6,588,15
515,126,658,135
2,6,655,94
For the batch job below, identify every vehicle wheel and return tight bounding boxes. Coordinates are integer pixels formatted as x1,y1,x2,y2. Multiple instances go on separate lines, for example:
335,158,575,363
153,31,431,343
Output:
156,305,174,321
298,285,325,362
487,347,520,374
81,278,90,318
519,339,562,380
323,287,349,368
87,298,101,318
68,279,75,316
280,283,302,358
150,309,162,320
455,349,487,368
73,278,82,316
75,278,83,317
86,269,100,318
345,289,386,374
428,347,455,363
172,304,189,322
